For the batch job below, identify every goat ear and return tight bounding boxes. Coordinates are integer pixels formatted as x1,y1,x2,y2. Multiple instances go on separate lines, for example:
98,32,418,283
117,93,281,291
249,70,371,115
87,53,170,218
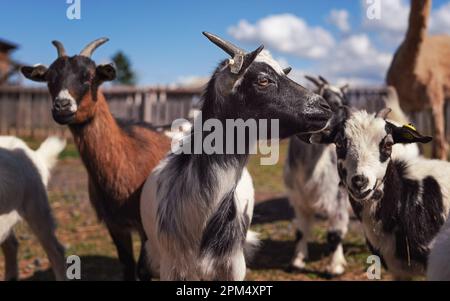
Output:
283,67,292,75
238,45,264,75
340,84,349,94
304,75,321,88
21,65,48,82
95,64,116,82
386,122,432,144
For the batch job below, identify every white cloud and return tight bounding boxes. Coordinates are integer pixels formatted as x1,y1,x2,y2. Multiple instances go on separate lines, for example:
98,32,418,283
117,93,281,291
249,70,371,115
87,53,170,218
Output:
320,34,392,85
275,56,289,68
362,0,409,45
362,0,450,44
328,9,351,32
223,1,450,87
430,2,450,33
228,14,335,59
289,34,392,87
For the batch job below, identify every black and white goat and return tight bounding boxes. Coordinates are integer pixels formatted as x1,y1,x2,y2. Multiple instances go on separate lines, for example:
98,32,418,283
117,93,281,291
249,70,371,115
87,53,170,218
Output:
284,76,350,275
310,107,450,279
0,136,66,280
140,32,332,280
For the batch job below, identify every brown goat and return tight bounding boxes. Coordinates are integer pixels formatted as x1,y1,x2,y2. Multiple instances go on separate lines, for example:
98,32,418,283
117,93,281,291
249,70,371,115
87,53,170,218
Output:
21,38,170,280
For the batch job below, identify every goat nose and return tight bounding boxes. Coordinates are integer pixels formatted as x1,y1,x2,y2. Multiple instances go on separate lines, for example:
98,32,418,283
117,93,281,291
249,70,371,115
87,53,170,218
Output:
54,98,71,111
352,175,368,190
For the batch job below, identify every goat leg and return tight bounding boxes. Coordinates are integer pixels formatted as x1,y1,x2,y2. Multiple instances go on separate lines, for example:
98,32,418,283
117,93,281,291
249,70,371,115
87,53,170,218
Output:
1,231,19,281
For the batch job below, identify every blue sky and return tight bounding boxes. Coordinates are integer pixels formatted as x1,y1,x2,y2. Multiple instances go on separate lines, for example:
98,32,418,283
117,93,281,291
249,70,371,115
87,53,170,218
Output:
2,0,450,86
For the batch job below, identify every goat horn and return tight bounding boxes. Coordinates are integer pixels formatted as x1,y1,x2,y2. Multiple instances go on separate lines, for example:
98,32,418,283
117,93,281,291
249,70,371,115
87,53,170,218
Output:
202,32,245,57
79,37,109,58
318,75,329,84
283,67,292,75
376,107,392,119
304,75,322,87
52,40,67,58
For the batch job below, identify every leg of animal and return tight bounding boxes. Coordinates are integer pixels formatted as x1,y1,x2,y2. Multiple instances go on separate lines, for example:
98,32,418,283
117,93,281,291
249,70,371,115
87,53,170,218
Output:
429,88,449,160
290,209,313,270
106,224,136,281
228,250,246,281
326,188,349,275
22,199,66,281
1,231,19,281
136,230,152,281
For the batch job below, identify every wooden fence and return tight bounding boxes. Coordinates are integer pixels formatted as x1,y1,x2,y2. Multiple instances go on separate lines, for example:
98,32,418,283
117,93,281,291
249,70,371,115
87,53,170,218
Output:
0,85,200,138
346,86,450,140
0,85,448,140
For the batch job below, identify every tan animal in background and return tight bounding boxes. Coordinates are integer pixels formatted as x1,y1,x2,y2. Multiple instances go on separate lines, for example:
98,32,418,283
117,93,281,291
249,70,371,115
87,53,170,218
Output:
386,0,450,160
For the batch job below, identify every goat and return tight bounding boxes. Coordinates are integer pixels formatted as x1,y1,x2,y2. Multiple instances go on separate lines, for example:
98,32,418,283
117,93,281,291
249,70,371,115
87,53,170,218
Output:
427,217,450,280
140,32,332,280
21,38,171,280
0,136,66,280
284,75,350,275
309,107,450,279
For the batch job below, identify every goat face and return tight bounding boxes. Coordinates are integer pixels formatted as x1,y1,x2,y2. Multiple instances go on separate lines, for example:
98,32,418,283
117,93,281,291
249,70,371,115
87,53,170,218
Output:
310,108,432,201
305,75,349,112
21,38,116,125
203,32,332,139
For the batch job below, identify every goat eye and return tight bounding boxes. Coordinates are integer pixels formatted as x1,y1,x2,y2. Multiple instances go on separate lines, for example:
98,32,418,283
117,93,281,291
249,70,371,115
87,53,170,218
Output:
384,141,393,150
82,72,91,83
258,78,270,87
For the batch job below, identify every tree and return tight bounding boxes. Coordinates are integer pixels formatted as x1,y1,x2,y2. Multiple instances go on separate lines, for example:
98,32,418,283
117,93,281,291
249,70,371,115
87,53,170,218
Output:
111,51,137,86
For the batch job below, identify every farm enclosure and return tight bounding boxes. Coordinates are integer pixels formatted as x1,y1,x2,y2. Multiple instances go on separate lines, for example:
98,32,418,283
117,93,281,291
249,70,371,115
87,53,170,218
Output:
1,85,449,141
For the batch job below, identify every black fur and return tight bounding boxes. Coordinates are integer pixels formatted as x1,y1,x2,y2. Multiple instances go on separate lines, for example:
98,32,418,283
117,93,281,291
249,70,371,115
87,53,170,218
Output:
201,60,331,139
337,163,347,184
378,136,392,163
295,230,303,242
199,189,248,257
335,140,347,160
348,195,363,221
374,160,445,266
327,231,342,252
366,239,387,269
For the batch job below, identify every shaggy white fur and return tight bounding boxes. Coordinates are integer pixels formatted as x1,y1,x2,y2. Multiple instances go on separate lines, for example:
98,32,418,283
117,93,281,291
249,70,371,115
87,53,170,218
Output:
338,112,450,279
0,136,66,281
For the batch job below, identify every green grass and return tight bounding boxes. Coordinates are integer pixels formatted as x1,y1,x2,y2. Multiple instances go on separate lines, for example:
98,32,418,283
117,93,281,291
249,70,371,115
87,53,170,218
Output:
21,136,80,159
0,135,434,281
247,140,289,196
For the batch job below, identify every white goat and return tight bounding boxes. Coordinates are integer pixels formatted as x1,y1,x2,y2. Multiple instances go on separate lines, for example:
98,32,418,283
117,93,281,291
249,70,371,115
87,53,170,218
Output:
140,32,332,280
286,80,419,276
0,136,66,280
284,76,350,275
310,108,450,279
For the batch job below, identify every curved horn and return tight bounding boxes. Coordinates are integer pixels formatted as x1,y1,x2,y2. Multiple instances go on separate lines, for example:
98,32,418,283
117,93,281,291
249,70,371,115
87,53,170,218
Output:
283,67,292,75
318,75,329,84
340,84,349,91
79,37,109,58
202,32,245,57
52,40,67,58
304,75,322,87
376,107,392,119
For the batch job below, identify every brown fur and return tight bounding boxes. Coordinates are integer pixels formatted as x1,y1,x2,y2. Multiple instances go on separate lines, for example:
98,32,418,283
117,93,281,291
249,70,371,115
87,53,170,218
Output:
386,0,450,159
70,90,170,279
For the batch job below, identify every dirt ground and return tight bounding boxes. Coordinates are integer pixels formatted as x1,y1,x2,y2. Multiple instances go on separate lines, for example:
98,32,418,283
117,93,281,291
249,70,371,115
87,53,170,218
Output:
0,144,396,281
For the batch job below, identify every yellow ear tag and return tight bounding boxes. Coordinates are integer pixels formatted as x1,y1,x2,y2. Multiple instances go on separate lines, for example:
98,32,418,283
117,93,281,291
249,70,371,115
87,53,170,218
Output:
403,123,416,131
